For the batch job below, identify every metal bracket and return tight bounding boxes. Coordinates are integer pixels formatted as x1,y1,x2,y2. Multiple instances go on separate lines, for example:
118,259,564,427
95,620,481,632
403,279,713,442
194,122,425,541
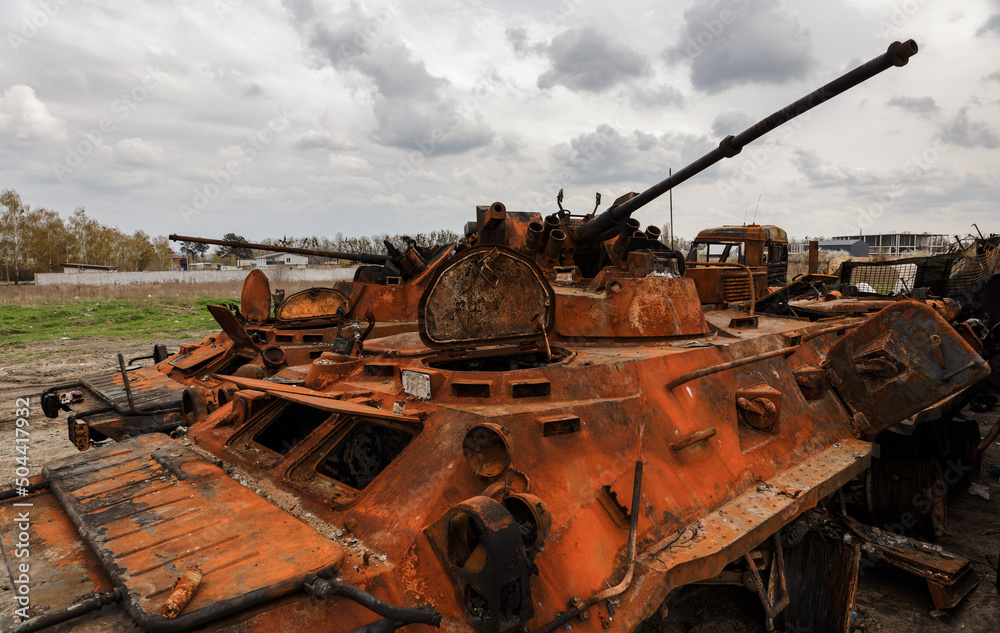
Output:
478,251,500,287
736,385,782,434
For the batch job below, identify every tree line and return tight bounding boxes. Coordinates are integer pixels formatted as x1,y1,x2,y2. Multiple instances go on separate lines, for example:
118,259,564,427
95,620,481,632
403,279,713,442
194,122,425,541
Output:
1,188,462,283
0,188,173,283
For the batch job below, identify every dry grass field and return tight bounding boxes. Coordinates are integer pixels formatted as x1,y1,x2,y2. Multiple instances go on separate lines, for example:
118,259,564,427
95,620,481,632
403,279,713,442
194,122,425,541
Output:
0,280,322,307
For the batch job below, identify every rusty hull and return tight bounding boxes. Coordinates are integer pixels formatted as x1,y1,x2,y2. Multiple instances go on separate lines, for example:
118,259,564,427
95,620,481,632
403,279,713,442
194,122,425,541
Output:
122,290,973,632
24,244,990,631
16,259,989,633
11,318,866,631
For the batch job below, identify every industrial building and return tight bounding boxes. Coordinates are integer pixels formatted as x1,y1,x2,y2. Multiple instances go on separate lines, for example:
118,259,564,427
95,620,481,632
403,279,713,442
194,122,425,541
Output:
830,232,950,256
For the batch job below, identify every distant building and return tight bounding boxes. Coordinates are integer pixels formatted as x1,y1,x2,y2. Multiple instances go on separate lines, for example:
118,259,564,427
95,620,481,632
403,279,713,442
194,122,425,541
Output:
818,239,869,257
788,240,869,256
60,262,118,274
831,233,949,256
251,252,309,269
170,255,188,271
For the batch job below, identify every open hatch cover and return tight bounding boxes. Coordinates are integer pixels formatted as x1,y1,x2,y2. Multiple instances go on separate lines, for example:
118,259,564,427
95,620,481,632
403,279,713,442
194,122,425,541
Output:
37,434,345,628
276,287,351,322
240,268,271,323
418,246,555,349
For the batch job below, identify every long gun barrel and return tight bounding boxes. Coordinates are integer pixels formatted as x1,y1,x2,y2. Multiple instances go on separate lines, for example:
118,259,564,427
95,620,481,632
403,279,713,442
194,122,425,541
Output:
168,234,391,266
572,39,919,244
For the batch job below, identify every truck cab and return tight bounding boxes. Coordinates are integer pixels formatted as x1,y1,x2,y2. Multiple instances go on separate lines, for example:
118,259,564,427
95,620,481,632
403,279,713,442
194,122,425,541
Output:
685,224,789,307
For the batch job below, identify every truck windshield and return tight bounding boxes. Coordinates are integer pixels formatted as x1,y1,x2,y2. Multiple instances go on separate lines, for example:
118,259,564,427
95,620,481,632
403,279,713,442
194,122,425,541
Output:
689,242,744,264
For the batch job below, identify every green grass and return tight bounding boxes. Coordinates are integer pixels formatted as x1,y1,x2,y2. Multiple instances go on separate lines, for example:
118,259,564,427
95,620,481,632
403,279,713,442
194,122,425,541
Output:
0,296,226,344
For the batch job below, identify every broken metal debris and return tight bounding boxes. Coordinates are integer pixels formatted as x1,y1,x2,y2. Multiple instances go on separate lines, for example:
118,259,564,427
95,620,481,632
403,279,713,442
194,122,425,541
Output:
162,567,204,619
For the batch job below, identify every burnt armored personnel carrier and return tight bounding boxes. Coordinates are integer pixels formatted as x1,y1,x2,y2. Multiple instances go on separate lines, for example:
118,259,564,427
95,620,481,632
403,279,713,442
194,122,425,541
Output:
2,39,988,633
39,238,455,449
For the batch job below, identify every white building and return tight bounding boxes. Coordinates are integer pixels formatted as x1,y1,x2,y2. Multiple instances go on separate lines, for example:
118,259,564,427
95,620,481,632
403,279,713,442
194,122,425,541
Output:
60,262,118,274
249,252,309,269
830,233,950,256
792,233,951,257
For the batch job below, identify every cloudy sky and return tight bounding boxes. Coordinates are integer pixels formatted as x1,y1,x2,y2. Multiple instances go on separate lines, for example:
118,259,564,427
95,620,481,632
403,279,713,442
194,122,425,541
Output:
2,0,998,245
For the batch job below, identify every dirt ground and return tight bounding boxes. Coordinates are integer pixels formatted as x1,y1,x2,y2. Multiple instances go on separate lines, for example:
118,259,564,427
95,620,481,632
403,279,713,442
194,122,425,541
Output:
0,337,208,475
0,338,997,632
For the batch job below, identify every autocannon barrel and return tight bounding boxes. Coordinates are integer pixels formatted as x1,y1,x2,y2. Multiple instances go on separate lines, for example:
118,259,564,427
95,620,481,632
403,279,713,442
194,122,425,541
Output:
168,234,391,266
571,39,919,245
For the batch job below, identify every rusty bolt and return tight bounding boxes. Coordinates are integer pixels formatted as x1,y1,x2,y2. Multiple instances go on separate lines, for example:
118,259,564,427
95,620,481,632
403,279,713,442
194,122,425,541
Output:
344,519,357,533
363,551,374,566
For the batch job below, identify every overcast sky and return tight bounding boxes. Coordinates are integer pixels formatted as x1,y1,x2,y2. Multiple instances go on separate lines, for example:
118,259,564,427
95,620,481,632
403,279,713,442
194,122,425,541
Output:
2,0,998,245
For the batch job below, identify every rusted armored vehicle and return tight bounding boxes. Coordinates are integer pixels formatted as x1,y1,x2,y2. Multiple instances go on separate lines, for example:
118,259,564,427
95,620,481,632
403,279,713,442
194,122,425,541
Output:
39,237,455,449
3,39,987,633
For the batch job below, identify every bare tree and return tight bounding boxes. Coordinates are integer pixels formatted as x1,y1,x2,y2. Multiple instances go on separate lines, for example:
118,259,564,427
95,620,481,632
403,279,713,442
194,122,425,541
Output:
0,189,29,283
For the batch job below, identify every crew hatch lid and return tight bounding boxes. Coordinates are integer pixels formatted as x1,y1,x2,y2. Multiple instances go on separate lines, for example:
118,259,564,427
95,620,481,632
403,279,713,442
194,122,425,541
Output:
417,245,555,350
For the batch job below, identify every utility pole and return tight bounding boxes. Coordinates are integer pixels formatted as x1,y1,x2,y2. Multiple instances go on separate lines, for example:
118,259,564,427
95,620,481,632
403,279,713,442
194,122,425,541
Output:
669,167,674,250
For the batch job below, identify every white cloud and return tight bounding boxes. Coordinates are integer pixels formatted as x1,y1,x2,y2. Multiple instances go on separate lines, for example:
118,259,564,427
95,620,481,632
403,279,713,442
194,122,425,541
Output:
941,107,1000,148
281,0,494,155
113,137,168,166
975,14,1000,37
548,124,712,186
666,0,816,93
0,85,67,145
537,26,650,93
293,130,357,151
326,154,371,172
887,96,941,117
711,110,754,137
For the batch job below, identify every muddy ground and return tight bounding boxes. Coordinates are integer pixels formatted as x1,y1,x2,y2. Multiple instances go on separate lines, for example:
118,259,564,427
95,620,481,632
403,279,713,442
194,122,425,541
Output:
0,338,997,632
